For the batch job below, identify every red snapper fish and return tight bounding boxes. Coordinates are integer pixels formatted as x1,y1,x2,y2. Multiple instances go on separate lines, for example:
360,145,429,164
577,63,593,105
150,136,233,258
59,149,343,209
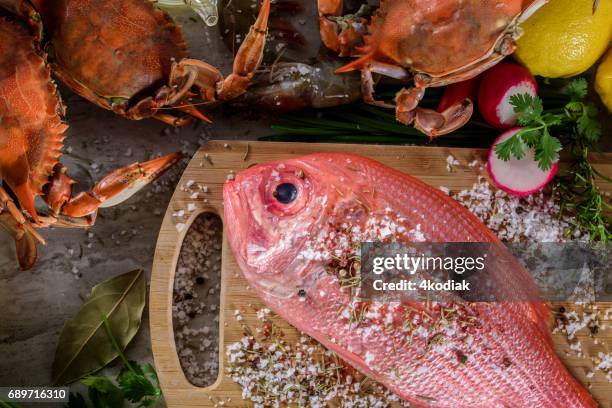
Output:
224,153,596,407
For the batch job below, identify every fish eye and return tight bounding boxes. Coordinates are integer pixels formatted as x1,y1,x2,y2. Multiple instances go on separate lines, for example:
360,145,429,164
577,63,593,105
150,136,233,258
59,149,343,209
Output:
272,183,298,204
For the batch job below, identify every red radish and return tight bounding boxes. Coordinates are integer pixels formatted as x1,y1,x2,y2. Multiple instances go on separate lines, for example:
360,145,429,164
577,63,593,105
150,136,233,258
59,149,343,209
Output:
487,127,558,197
478,63,538,129
437,76,480,112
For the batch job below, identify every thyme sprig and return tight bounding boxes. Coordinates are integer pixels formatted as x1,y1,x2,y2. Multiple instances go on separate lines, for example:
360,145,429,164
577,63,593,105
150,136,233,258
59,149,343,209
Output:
554,140,612,242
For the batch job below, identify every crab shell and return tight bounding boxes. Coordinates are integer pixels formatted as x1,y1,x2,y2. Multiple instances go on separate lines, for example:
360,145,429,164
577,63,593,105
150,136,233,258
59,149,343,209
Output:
30,0,188,118
0,16,67,221
359,0,542,86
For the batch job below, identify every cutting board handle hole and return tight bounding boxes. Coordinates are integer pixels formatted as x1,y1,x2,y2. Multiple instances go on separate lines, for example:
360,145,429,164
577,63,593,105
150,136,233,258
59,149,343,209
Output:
172,211,223,388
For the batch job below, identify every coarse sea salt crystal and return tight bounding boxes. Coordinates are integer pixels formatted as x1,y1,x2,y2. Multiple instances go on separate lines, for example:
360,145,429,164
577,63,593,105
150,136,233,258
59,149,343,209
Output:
410,224,426,242
596,352,612,370
364,351,375,365
450,178,582,243
175,223,186,232
446,154,460,172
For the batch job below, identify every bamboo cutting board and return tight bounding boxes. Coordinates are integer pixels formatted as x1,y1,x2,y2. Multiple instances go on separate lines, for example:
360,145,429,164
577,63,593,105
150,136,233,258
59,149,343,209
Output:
150,141,612,407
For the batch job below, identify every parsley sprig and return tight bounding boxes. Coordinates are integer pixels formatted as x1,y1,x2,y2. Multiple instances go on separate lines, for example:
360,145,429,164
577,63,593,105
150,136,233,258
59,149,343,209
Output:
494,78,601,171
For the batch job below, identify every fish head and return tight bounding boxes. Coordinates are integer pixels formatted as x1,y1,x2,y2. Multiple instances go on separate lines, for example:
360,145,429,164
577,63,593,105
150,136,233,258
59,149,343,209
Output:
224,153,373,299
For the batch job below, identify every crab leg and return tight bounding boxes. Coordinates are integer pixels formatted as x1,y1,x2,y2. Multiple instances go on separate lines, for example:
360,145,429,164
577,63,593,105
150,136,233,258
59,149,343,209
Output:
318,0,343,52
122,82,198,125
0,186,43,270
0,185,27,226
152,112,193,127
171,0,270,107
318,0,368,56
217,0,271,100
45,152,181,220
354,61,410,109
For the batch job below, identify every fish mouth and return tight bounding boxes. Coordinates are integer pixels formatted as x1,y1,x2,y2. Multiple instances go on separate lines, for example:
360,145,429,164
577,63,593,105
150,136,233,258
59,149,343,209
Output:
223,178,248,256
223,177,274,274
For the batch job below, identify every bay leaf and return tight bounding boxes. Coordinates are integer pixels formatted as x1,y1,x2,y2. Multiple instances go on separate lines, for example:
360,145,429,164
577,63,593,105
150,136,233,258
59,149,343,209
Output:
52,269,146,385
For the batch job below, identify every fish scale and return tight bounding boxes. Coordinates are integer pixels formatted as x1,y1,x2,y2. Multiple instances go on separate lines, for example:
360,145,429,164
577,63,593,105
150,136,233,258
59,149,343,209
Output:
279,279,540,405
224,153,597,407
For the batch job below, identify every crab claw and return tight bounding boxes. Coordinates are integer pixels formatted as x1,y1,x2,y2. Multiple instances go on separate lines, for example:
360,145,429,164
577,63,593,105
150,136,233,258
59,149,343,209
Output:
60,152,182,218
414,100,473,139
395,86,473,139
44,163,77,216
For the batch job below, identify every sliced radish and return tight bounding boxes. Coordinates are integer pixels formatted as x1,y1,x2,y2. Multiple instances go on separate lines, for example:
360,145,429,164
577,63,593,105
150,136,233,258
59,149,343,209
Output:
487,128,558,197
437,76,480,112
478,63,538,129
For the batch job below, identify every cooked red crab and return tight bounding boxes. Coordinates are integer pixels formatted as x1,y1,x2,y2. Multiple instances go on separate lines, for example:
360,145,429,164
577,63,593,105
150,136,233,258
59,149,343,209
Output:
0,17,180,270
318,0,547,137
0,0,270,269
1,0,271,126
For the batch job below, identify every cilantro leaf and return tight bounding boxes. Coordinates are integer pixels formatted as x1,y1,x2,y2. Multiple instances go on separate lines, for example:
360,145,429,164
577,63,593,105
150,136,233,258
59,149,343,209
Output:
81,376,120,393
518,127,543,148
117,369,160,405
540,112,563,127
510,93,543,125
565,101,583,113
577,113,601,142
120,360,144,376
565,77,588,100
494,133,527,161
534,129,562,171
82,376,124,408
142,363,160,386
577,103,602,142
